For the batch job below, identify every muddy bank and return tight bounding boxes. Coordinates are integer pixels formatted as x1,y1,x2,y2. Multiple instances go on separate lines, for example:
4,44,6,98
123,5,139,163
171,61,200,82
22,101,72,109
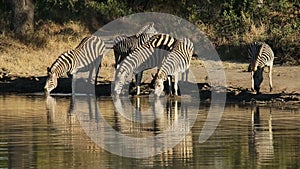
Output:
0,76,299,105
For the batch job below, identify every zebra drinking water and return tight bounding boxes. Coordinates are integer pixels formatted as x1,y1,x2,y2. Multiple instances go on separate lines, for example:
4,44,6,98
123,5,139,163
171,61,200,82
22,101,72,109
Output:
114,33,180,96
248,42,274,94
113,23,158,95
44,35,105,95
154,38,194,96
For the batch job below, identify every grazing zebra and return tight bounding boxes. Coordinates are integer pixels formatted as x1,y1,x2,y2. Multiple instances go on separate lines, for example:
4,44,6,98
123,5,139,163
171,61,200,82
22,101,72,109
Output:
248,42,274,94
113,23,158,95
114,33,180,96
44,35,105,95
154,38,194,96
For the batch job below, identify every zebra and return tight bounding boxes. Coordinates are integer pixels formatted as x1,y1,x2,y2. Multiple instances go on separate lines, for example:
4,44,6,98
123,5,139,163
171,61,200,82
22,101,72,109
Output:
153,38,194,96
113,23,158,95
114,33,180,96
44,35,105,95
248,42,274,94
114,23,158,93
113,22,158,68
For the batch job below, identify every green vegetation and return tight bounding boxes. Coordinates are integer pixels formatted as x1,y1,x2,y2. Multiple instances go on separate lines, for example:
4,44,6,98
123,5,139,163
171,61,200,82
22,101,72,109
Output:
0,0,299,77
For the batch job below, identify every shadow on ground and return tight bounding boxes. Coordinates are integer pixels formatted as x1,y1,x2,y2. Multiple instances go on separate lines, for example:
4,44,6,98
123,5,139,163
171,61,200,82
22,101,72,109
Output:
0,76,299,104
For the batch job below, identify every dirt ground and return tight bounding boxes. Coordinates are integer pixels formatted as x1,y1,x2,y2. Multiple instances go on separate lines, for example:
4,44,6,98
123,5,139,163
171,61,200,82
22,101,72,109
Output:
0,61,299,104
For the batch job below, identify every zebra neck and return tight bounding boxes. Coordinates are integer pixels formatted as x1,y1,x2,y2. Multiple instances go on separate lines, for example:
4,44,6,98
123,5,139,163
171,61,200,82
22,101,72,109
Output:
50,61,72,78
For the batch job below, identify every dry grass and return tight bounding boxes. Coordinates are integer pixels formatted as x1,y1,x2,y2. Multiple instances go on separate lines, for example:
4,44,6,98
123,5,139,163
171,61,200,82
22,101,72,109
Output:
0,22,138,84
242,23,267,43
0,22,91,77
0,21,121,80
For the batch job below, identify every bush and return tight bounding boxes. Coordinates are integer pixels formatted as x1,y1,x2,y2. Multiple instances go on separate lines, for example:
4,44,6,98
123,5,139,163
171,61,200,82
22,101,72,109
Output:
0,0,299,65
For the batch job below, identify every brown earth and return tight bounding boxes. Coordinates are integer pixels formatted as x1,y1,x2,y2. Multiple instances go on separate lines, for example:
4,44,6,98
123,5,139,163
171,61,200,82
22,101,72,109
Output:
0,60,299,104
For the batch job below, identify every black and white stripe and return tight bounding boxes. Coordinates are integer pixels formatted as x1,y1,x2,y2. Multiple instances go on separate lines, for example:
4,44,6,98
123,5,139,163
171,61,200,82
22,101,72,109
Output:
154,38,194,96
113,23,158,95
44,35,105,94
114,33,187,96
113,23,158,68
248,42,274,93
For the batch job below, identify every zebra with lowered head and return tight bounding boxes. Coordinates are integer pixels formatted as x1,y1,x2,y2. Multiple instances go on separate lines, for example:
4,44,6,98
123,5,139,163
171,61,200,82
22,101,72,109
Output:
113,23,158,95
153,37,194,96
248,42,274,94
114,33,180,96
44,35,105,95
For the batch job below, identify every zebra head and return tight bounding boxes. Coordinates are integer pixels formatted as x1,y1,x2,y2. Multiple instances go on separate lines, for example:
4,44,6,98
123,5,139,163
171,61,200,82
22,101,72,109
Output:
44,67,58,95
253,67,264,94
135,22,158,37
154,74,167,97
113,71,127,96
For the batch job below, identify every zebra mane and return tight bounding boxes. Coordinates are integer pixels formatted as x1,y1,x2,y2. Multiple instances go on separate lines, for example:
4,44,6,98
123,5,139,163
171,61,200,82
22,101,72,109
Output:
75,36,92,49
248,42,263,59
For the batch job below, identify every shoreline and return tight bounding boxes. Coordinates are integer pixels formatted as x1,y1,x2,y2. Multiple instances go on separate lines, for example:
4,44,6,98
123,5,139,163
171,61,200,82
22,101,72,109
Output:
1,76,299,105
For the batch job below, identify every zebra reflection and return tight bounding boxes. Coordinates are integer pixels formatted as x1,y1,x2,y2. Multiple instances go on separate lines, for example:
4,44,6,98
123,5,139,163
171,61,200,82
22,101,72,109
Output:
113,97,194,159
249,106,274,166
45,96,77,126
113,97,166,133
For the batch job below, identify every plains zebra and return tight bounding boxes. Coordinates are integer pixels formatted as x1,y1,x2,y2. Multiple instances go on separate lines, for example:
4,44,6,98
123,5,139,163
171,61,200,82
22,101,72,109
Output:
113,22,158,68
114,33,180,96
113,23,158,95
44,35,105,95
248,42,274,93
154,38,194,96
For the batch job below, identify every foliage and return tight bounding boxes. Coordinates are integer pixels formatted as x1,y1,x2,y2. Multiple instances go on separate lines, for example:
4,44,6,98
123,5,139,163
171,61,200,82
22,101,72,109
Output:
0,0,299,65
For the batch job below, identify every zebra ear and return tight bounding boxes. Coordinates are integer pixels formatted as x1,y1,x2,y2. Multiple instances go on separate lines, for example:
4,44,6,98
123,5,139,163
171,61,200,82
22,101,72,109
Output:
151,73,156,79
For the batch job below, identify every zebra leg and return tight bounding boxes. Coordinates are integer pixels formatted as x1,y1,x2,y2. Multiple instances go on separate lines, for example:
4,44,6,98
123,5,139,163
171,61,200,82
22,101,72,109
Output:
183,68,189,82
174,73,179,96
269,65,273,92
135,72,143,95
181,72,185,82
251,71,254,92
72,73,76,96
186,69,189,81
167,76,172,95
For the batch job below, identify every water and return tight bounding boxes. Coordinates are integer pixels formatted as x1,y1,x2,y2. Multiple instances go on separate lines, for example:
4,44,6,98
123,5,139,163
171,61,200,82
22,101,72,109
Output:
0,95,299,168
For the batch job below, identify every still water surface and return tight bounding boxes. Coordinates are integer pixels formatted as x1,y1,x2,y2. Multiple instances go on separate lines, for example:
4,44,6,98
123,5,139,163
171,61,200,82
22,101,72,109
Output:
0,95,299,168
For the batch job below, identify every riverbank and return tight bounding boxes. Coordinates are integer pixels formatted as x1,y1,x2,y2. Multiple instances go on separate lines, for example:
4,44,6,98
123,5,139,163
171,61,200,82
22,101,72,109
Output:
1,61,299,104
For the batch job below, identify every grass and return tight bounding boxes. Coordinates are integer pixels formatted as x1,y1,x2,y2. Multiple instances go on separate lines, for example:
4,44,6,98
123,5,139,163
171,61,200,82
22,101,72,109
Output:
0,21,116,78
0,19,299,80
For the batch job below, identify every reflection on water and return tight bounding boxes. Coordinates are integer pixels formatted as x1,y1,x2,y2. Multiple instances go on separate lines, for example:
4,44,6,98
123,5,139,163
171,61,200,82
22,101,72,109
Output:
249,106,274,168
0,95,299,168
70,95,198,158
